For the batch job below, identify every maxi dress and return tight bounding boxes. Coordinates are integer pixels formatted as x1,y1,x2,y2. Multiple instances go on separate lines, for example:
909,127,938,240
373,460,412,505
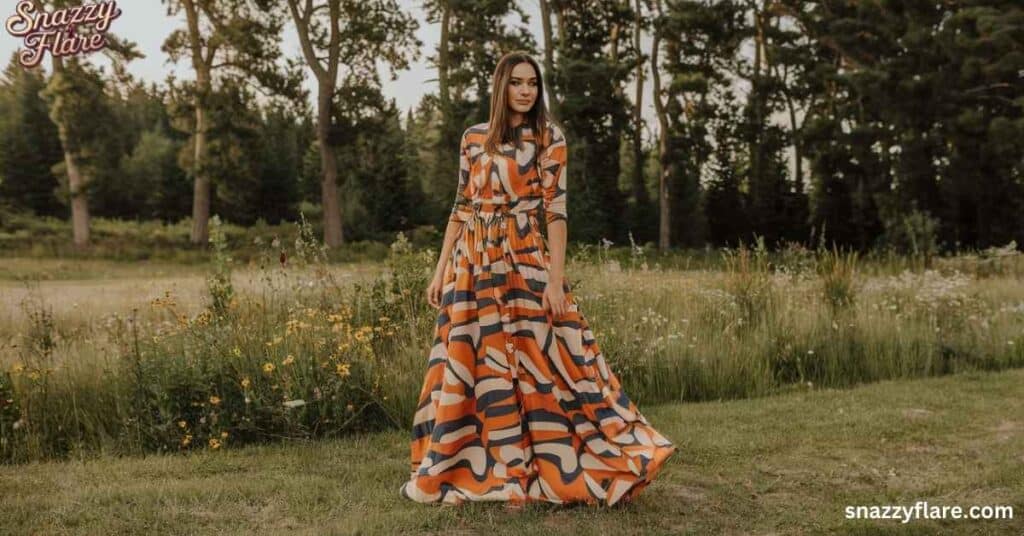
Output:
400,120,677,507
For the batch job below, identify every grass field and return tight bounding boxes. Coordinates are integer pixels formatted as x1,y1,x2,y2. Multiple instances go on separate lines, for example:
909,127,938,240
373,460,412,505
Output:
2,233,1023,534
1,367,1021,534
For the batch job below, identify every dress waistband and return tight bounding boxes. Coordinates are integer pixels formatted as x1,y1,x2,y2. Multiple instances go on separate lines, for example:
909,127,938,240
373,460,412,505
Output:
470,197,541,219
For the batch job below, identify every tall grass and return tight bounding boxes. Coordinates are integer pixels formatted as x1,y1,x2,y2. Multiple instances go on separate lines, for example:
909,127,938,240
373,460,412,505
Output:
1,228,1023,464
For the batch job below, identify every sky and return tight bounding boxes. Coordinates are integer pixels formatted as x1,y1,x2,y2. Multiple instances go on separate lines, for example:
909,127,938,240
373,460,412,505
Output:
0,0,664,130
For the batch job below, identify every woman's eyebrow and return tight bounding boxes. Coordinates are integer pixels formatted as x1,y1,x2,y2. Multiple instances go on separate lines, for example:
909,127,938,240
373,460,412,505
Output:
510,76,537,81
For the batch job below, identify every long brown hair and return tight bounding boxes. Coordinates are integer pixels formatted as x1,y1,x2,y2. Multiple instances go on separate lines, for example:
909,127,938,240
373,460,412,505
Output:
483,51,559,157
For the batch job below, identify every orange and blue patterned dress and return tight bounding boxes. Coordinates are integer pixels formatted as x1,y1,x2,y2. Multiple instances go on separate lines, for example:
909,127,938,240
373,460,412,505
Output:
400,119,677,507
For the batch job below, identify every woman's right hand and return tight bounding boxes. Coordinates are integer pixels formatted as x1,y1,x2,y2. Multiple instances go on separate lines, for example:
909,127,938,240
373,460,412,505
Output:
426,272,445,309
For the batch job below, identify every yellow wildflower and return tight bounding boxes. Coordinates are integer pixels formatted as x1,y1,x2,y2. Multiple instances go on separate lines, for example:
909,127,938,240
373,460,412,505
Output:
282,354,295,366
285,319,311,335
178,420,187,429
10,363,24,374
181,434,192,446
209,438,221,449
28,371,40,381
232,347,242,357
220,431,229,439
336,363,351,378
241,377,251,389
262,362,275,374
209,395,221,406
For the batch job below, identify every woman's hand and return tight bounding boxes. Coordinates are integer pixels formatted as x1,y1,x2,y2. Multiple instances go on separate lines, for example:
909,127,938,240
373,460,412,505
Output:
426,272,445,309
542,278,569,318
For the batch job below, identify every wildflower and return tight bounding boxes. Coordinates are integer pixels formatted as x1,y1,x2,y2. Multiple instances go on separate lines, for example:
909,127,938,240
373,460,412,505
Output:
28,371,40,381
346,403,355,412
262,362,276,374
209,438,221,449
282,354,295,366
232,347,242,357
10,363,23,374
336,363,351,377
220,431,229,439
241,377,251,389
178,420,187,429
209,395,221,406
181,434,192,446
285,319,311,335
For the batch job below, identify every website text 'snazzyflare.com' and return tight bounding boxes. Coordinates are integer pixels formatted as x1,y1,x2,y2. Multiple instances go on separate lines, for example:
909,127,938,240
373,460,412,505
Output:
845,501,1015,524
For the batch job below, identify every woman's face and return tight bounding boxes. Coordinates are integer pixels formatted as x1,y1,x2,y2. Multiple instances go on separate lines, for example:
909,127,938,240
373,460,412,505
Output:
506,62,538,115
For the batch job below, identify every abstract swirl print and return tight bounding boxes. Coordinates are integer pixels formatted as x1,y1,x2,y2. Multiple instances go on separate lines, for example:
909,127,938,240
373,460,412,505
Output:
400,120,677,507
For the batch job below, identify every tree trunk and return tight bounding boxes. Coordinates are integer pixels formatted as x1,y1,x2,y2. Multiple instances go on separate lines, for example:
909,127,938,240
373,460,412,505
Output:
190,76,210,244
438,1,451,113
539,0,558,118
750,3,765,202
631,0,648,206
184,0,212,245
651,0,670,251
318,81,343,247
288,0,344,248
49,55,90,248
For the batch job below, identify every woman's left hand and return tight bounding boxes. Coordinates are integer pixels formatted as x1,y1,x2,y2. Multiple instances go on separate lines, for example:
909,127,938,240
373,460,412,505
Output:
542,279,568,318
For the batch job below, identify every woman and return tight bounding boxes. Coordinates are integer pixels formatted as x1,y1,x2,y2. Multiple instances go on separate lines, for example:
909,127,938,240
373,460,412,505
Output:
400,51,677,508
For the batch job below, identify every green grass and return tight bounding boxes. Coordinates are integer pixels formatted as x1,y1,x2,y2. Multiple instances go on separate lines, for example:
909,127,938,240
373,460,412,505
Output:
4,233,1024,465
1,368,1021,535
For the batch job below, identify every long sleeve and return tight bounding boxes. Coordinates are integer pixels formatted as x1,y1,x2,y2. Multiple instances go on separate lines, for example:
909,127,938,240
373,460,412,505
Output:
540,122,568,224
449,129,473,223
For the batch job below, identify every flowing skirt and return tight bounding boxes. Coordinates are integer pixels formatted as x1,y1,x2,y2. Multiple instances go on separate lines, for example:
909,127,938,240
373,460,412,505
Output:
400,207,677,506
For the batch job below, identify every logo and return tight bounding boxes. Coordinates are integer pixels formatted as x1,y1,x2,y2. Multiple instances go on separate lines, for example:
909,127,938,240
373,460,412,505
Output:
5,0,122,68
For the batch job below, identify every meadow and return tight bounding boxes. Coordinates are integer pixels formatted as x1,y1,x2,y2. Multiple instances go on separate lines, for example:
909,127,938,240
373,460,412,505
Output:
2,215,1023,466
